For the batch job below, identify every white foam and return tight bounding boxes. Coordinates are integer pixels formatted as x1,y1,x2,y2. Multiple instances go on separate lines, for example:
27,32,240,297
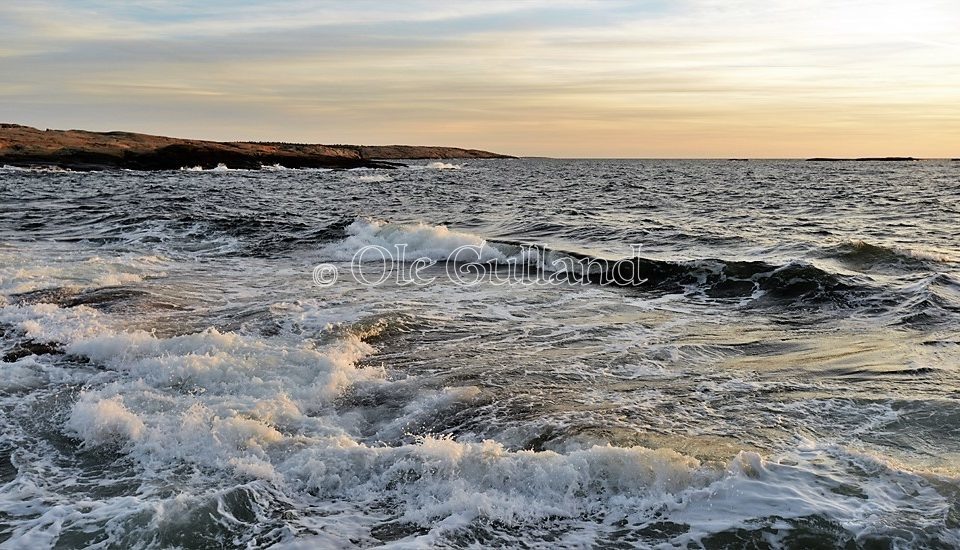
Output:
425,161,462,170
91,272,143,287
0,245,166,296
895,245,955,263
664,443,959,547
353,174,393,183
284,438,708,523
0,357,47,391
259,163,334,172
67,395,145,446
0,303,111,343
270,437,959,547
0,243,169,294
179,163,253,172
66,327,378,402
0,164,70,173
0,301,379,480
3,296,958,546
371,386,482,442
181,163,338,173
0,297,380,476
321,219,508,262
2,233,957,546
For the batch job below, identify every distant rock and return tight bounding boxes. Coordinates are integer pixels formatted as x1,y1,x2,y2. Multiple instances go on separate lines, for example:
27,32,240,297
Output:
806,157,918,162
0,124,512,171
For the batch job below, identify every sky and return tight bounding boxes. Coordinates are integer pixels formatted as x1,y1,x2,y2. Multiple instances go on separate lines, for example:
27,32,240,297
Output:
1,0,958,157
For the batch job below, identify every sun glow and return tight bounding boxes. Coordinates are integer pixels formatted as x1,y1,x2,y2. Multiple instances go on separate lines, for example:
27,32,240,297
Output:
2,0,959,156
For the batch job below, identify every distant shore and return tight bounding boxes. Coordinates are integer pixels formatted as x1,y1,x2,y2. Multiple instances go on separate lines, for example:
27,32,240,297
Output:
0,124,513,171
806,157,918,162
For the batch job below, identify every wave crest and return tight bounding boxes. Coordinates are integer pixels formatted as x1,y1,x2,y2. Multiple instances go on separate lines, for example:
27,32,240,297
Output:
321,219,507,262
824,240,953,271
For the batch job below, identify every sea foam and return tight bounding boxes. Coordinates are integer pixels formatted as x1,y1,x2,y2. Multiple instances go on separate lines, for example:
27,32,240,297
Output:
321,219,508,262
2,272,957,547
425,161,462,170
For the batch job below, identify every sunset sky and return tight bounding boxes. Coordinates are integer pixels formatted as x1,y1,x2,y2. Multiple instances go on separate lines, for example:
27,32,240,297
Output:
2,0,958,157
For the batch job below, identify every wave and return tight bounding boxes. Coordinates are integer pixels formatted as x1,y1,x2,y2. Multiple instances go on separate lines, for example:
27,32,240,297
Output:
535,251,861,304
211,163,237,172
321,219,508,262
2,302,955,547
1,164,72,173
179,163,335,173
1,252,957,546
887,273,960,327
261,163,332,172
822,240,954,271
179,163,253,172
322,220,867,306
0,245,166,296
419,161,463,170
4,318,955,546
314,218,960,317
63,215,337,259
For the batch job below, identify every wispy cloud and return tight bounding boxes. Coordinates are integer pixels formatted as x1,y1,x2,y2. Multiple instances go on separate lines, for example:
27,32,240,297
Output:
1,0,957,156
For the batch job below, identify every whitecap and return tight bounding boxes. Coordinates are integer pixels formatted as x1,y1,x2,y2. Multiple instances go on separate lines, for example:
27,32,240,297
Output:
426,161,462,170
320,218,508,262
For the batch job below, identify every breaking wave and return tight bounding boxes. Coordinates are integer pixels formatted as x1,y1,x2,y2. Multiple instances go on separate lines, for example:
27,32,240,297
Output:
424,162,463,170
322,219,873,306
2,299,956,547
3,160,959,547
321,219,507,262
1,164,72,173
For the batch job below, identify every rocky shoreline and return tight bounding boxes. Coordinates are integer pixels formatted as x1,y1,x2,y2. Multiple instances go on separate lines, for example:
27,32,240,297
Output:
0,124,512,171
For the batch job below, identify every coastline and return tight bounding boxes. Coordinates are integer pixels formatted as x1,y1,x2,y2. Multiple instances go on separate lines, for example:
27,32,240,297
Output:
0,124,513,171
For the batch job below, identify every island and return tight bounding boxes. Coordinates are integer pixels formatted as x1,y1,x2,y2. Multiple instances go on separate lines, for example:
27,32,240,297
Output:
806,157,918,162
0,123,512,171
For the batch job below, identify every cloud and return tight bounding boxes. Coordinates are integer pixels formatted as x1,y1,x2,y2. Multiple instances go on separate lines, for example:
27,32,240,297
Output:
1,1,606,42
0,0,958,156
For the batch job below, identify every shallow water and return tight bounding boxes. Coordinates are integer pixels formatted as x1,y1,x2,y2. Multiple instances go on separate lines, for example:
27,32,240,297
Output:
1,159,959,548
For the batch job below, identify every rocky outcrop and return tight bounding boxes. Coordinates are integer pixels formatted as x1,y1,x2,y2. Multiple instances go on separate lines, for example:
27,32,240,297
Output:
0,124,512,171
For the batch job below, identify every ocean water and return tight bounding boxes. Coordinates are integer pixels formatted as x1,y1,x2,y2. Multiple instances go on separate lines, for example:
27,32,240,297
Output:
0,159,958,548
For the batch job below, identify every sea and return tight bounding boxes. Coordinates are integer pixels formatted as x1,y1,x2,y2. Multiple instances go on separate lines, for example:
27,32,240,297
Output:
0,159,958,548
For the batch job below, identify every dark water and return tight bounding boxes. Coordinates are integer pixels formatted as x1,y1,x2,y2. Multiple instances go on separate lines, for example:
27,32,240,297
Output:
0,160,959,548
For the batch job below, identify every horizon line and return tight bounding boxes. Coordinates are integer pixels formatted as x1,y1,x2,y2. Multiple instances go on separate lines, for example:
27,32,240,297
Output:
3,122,956,162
